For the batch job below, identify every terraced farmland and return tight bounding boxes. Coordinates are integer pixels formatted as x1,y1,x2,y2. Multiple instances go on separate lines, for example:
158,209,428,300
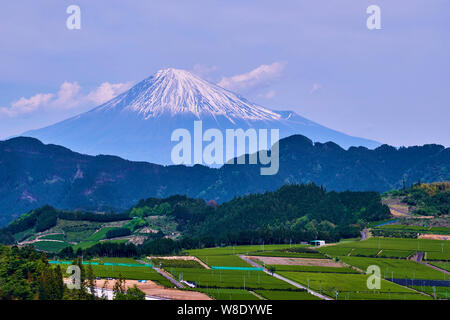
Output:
430,262,450,272
255,290,320,300
267,265,358,274
318,237,449,260
410,286,450,299
195,288,260,300
337,256,448,280
89,264,172,287
33,240,71,253
278,271,429,300
167,268,295,290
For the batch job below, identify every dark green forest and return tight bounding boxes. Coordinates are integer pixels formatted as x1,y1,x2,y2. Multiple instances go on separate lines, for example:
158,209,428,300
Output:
0,245,145,300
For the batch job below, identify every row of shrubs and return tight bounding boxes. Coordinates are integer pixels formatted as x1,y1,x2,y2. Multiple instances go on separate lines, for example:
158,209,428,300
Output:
371,229,418,238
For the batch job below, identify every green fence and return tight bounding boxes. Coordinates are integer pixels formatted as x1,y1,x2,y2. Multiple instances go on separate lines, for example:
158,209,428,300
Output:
211,266,263,271
49,261,152,268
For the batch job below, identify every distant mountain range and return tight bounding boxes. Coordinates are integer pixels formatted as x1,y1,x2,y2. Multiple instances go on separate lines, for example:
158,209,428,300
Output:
0,135,448,226
23,68,380,164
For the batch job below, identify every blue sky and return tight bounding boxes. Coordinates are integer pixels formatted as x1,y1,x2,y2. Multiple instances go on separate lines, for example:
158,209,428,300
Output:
0,0,449,147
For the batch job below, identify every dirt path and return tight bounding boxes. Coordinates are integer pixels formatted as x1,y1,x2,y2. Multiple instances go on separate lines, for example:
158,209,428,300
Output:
383,198,434,219
421,262,450,275
239,255,333,300
18,232,65,245
154,267,185,289
419,234,449,240
249,291,266,300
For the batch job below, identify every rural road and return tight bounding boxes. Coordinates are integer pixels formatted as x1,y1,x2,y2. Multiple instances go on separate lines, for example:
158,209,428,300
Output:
239,255,333,300
154,267,185,289
136,259,186,289
18,232,65,245
420,262,450,275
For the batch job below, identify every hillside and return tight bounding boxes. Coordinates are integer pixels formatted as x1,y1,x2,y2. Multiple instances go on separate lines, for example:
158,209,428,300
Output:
0,136,449,225
0,184,390,254
384,182,450,217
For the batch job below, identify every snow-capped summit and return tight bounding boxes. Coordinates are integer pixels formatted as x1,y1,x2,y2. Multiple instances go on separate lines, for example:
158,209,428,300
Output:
23,68,380,164
94,68,280,123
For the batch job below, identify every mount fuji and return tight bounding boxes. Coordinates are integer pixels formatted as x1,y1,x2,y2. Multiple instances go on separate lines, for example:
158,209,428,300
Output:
23,68,380,164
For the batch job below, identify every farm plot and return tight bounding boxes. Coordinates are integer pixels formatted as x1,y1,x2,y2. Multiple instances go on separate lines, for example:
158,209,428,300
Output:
378,250,414,258
250,251,325,259
350,248,381,257
249,247,326,259
167,268,295,290
40,233,65,241
278,271,426,300
248,256,342,268
33,241,70,253
426,251,450,261
150,257,205,269
185,244,306,257
319,237,449,261
85,227,123,241
338,256,448,280
71,239,128,251
195,255,252,268
96,279,211,300
267,265,359,274
90,265,172,287
342,238,445,252
430,262,449,272
410,286,450,299
89,257,141,264
255,290,320,300
318,246,353,257
186,246,306,268
196,288,260,300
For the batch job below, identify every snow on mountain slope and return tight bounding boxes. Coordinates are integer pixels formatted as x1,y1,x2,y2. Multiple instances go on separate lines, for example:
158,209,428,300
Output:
92,68,281,123
23,68,380,165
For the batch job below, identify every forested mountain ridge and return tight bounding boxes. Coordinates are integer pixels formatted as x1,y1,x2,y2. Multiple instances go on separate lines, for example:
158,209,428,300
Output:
0,184,390,251
0,135,448,226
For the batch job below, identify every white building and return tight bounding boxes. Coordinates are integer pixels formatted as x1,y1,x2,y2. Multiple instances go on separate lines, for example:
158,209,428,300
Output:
310,240,326,246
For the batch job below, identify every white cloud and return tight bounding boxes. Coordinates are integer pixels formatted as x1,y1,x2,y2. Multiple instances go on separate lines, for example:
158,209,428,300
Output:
191,64,218,78
52,81,82,109
87,82,133,105
0,81,133,118
258,90,277,99
1,93,55,116
218,61,286,92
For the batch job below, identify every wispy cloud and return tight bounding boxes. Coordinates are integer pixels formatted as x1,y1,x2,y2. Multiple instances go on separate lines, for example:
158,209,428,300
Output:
87,82,134,105
4,93,55,116
218,61,286,92
0,81,133,117
258,90,277,99
191,64,218,79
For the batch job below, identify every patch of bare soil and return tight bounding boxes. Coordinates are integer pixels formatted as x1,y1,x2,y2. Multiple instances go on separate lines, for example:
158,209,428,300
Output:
419,234,449,240
95,279,212,300
247,256,344,267
383,197,434,219
139,227,158,234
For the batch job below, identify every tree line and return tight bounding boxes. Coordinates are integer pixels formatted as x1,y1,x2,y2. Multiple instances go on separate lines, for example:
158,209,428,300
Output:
0,245,145,300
